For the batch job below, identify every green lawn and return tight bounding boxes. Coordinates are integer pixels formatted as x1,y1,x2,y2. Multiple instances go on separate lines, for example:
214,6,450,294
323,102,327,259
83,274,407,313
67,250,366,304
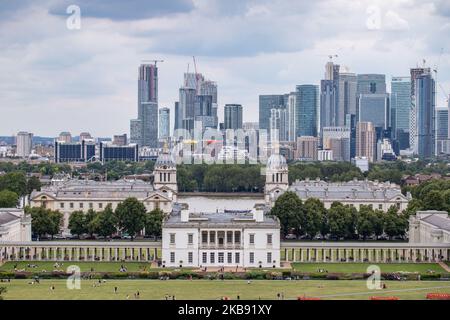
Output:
292,263,446,274
1,279,449,300
0,261,170,273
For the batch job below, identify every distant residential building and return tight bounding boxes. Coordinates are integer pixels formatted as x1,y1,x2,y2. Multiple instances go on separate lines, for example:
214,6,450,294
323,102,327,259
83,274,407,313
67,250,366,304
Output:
352,156,369,172
58,132,72,144
99,142,138,163
112,134,128,146
16,132,33,158
295,136,318,161
224,104,243,130
159,107,170,140
79,132,92,141
356,122,376,163
318,149,333,161
55,140,96,163
322,127,350,161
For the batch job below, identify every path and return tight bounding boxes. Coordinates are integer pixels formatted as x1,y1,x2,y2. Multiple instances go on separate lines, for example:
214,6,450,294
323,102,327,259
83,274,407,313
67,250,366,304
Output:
438,261,450,273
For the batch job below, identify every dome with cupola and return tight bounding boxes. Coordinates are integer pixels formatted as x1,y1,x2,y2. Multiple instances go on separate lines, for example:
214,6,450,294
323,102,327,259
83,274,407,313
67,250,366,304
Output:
266,153,288,171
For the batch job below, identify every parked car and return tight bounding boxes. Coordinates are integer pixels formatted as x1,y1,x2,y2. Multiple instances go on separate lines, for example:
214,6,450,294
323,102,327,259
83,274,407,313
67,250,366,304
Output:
285,234,297,240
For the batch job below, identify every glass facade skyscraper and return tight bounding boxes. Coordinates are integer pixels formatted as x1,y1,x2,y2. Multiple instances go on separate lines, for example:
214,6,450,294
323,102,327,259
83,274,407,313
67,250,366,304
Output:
415,70,435,158
158,107,170,140
295,85,319,137
224,104,243,130
259,95,287,132
391,76,411,147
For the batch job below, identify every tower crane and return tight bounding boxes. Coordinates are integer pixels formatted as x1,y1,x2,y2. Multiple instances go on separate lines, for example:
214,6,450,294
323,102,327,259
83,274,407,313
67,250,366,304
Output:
432,48,449,103
141,59,164,67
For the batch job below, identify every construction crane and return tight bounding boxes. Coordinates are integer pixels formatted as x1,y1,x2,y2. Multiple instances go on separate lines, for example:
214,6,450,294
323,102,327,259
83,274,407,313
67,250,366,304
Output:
432,48,449,103
141,59,164,67
192,56,201,93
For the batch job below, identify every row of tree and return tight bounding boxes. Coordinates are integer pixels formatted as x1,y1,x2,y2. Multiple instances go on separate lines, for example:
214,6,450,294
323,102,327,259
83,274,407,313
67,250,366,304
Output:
269,192,409,240
27,198,164,240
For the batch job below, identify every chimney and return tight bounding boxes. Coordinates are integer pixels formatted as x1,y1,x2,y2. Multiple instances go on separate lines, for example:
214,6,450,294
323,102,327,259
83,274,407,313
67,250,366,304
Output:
253,208,264,222
181,209,189,222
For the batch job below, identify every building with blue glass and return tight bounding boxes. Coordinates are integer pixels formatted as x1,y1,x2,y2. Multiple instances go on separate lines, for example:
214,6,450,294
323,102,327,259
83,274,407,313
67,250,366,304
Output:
295,85,319,137
55,140,96,163
415,71,435,158
99,142,139,163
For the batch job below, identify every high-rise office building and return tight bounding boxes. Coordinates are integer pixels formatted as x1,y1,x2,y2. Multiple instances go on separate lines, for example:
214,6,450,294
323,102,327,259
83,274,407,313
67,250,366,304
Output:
130,63,158,147
55,140,95,163
259,95,287,132
356,122,376,163
295,85,319,137
320,62,340,133
414,70,435,158
338,73,357,126
391,76,411,148
16,132,33,158
287,92,297,142
99,142,139,163
409,67,430,151
224,104,243,130
174,102,181,131
436,107,448,155
322,127,351,161
357,74,386,95
269,108,288,141
159,107,170,140
358,93,390,129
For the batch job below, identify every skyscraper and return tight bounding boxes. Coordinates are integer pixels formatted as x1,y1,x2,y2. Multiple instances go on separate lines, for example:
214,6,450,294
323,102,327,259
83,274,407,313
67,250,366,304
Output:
320,62,340,133
16,132,33,158
159,107,170,140
295,85,319,137
357,74,386,95
130,63,159,147
409,67,430,151
356,122,376,163
269,108,288,141
338,72,357,126
224,104,243,130
436,107,449,155
358,94,389,129
58,132,72,144
391,76,411,148
414,70,435,157
259,95,287,132
287,92,296,142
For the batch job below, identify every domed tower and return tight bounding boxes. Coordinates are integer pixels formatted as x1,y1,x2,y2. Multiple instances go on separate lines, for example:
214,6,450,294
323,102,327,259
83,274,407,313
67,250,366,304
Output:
264,153,289,204
153,145,178,201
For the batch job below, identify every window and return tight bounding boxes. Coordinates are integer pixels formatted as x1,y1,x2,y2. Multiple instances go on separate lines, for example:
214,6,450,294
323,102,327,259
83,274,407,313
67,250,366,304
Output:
235,252,240,264
70,203,74,209
267,252,272,264
60,203,64,209
210,252,215,264
188,233,193,245
79,203,84,209
201,231,208,244
170,233,175,245
170,252,175,263
267,234,273,245
226,231,233,243
202,252,207,264
89,203,93,209
234,231,241,243
249,234,255,245
98,203,103,209
188,252,193,264
209,231,215,243
218,252,224,264
378,204,383,210
227,252,232,264
249,252,255,264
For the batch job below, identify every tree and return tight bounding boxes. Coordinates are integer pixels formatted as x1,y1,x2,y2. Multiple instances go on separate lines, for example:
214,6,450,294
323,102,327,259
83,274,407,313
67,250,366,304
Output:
269,191,305,237
0,286,6,300
145,208,165,239
26,176,41,195
303,198,327,238
356,205,375,240
383,206,408,239
85,209,98,237
0,172,27,196
327,203,357,240
0,190,19,208
68,211,86,237
422,190,445,211
27,206,62,238
115,197,147,239
92,205,118,238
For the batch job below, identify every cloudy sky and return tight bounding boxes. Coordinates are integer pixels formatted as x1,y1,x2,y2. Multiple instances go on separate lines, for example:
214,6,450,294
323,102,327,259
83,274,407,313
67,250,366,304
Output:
1,0,449,137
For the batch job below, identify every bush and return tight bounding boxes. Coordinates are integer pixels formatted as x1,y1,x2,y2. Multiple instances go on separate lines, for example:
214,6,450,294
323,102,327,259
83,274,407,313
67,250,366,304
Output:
0,272,14,279
245,271,266,280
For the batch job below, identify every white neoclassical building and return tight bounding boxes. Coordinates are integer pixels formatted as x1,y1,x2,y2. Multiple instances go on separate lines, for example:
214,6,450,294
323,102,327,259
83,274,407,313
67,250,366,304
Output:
30,148,178,233
409,210,450,244
264,154,410,212
0,209,31,242
162,204,280,268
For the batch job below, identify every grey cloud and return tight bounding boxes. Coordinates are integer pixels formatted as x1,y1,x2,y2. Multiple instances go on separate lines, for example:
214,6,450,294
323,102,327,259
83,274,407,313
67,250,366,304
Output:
48,0,195,20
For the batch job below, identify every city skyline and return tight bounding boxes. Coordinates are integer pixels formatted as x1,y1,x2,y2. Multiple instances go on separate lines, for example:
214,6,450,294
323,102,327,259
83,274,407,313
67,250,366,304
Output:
1,0,450,137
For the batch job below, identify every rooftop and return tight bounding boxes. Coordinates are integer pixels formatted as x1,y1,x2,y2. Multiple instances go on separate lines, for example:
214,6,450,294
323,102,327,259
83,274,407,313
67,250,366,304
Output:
0,210,21,225
421,213,450,232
